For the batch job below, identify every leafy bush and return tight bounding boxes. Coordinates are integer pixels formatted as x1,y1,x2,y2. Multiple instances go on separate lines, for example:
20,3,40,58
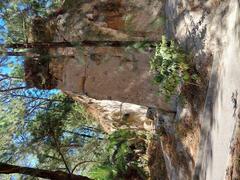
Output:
89,130,148,180
150,36,192,99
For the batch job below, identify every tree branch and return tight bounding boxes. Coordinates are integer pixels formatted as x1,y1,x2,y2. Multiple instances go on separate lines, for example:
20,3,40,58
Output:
0,86,27,92
0,162,90,180
10,93,62,102
72,161,99,174
52,133,72,175
63,130,103,140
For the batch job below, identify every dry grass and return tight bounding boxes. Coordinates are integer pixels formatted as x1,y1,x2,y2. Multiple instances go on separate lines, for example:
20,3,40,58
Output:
171,53,212,171
147,136,168,180
175,118,200,163
160,130,193,179
226,123,240,179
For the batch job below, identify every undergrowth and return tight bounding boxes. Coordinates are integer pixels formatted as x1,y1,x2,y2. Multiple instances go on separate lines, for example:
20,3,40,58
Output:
150,36,199,100
89,130,148,180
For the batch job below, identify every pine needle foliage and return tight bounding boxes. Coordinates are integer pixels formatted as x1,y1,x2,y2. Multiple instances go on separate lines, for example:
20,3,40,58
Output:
89,130,148,180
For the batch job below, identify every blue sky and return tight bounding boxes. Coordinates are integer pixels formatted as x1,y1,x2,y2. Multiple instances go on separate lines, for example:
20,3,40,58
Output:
0,18,5,43
0,6,59,172
0,17,22,74
0,14,60,92
0,5,80,180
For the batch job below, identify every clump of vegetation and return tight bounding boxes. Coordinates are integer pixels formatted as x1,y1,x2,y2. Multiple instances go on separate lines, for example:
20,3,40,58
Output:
89,130,148,180
150,36,197,99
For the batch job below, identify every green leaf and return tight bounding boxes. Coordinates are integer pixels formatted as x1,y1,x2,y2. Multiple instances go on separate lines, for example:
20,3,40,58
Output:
150,35,194,99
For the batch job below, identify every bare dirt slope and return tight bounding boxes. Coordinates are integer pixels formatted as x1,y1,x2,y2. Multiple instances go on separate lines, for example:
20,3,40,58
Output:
193,0,240,179
165,0,240,179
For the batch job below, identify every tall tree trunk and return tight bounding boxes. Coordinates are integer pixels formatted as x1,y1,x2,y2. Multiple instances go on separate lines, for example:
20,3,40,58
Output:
0,41,156,56
0,51,75,57
0,162,91,180
3,40,156,49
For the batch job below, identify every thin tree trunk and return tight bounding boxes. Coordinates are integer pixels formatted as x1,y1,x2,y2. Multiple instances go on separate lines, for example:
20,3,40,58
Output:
0,41,156,57
0,162,91,180
52,134,72,175
0,51,75,57
3,40,156,49
0,51,27,56
0,86,27,92
5,42,74,49
63,130,104,140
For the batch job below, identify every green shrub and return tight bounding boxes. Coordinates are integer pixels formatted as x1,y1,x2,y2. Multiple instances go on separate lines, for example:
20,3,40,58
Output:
89,166,117,180
89,130,148,180
150,36,192,99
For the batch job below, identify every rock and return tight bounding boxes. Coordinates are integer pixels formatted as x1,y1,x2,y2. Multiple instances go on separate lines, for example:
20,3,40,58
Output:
67,93,156,133
48,0,176,112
